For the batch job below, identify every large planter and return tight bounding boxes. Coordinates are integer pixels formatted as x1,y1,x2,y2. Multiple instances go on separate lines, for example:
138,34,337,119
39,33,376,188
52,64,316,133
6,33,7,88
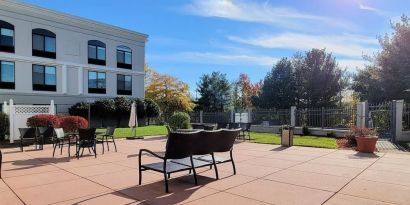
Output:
355,136,378,153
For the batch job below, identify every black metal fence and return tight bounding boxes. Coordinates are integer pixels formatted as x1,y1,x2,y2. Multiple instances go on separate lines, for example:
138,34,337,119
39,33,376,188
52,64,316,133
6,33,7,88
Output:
369,102,392,138
252,109,290,125
295,106,356,128
404,103,410,131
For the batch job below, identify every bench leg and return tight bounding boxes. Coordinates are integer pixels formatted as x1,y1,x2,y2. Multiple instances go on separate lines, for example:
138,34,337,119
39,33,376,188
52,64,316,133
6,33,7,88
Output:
211,153,219,180
190,156,198,185
230,150,236,175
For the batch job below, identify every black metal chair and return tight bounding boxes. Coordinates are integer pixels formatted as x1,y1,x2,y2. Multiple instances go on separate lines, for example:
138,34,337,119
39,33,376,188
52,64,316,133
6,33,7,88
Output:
37,127,54,144
53,128,76,157
0,149,2,178
76,128,97,159
97,126,117,154
139,131,200,193
19,128,43,152
240,123,252,140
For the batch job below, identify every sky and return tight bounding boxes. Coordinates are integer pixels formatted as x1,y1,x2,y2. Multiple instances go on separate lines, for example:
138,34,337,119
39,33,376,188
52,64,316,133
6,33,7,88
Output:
22,0,410,95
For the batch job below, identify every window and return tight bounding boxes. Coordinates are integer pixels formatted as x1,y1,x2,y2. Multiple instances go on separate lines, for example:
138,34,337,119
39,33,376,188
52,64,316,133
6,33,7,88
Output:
32,29,56,59
0,20,14,53
117,46,132,69
0,61,14,89
88,71,106,94
88,40,106,65
32,65,56,91
117,74,132,95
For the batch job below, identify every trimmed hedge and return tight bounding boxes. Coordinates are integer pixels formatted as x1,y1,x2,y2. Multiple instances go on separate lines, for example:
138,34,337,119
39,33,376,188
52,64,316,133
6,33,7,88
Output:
60,116,88,132
168,112,191,130
27,114,61,128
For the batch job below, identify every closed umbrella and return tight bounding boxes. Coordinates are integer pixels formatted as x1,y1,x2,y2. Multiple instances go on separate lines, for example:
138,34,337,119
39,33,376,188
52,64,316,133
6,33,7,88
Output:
128,102,143,139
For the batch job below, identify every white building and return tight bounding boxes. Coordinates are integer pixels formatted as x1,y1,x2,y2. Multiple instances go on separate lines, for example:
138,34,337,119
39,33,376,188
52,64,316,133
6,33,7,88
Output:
0,0,147,113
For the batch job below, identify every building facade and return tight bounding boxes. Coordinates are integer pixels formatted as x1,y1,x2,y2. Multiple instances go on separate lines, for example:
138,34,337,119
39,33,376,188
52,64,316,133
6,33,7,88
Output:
0,0,147,113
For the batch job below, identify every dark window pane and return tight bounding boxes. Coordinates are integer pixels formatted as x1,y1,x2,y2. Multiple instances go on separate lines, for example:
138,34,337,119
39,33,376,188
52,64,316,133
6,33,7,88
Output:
97,47,105,60
117,75,125,90
33,34,44,51
33,65,44,85
45,37,56,52
88,71,97,88
45,66,56,85
88,45,96,59
117,51,124,63
1,28,14,46
125,52,132,64
1,61,14,82
125,75,132,91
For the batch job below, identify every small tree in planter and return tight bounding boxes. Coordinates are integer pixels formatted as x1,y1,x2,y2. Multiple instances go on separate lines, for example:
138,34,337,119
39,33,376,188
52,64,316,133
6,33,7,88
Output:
348,127,378,153
168,112,191,131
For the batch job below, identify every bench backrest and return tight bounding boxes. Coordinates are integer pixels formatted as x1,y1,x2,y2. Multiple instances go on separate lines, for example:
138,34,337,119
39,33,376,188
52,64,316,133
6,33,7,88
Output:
214,129,240,152
165,131,200,159
78,128,96,141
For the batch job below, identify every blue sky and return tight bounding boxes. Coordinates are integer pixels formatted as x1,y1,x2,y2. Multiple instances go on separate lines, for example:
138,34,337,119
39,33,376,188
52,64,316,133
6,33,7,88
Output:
23,0,410,95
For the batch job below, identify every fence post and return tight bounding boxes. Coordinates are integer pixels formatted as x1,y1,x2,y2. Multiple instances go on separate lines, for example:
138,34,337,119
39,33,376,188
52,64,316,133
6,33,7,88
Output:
247,108,252,123
321,107,325,128
9,99,14,143
199,110,203,124
290,106,296,126
357,101,367,128
230,109,234,123
392,100,404,142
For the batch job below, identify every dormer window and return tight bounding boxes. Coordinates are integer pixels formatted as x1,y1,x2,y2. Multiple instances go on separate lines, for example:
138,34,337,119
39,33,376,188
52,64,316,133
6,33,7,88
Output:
117,46,132,69
32,28,56,59
88,40,106,65
0,20,14,53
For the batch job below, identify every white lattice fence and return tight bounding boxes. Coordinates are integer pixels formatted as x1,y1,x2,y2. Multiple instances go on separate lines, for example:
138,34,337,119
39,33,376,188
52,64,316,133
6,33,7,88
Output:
6,99,55,143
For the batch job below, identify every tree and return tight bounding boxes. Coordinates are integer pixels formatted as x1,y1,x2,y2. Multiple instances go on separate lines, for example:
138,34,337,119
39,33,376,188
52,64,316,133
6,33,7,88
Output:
294,49,344,107
196,71,232,112
352,66,385,103
233,73,262,110
68,102,89,118
92,99,116,127
258,58,297,109
144,98,160,125
113,97,132,126
145,69,195,113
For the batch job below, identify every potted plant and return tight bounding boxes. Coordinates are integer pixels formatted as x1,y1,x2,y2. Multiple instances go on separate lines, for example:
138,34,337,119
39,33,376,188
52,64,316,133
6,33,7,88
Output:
348,127,378,153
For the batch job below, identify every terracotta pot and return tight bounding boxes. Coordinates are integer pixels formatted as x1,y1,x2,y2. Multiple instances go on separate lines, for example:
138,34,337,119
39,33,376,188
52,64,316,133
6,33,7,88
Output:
355,136,378,153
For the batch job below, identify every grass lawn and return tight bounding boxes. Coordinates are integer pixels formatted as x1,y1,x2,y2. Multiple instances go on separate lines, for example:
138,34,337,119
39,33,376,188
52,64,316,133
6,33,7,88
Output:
97,125,167,138
250,132,338,149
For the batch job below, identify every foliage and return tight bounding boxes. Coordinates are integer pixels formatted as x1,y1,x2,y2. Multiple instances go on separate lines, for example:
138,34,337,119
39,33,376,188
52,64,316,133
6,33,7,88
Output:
68,102,89,118
144,98,160,125
92,99,116,116
27,114,61,128
0,113,9,140
197,71,232,112
133,98,146,119
114,97,132,116
257,58,297,109
353,15,410,102
168,112,191,130
232,73,262,110
60,116,88,132
347,127,377,138
145,68,195,113
302,126,310,136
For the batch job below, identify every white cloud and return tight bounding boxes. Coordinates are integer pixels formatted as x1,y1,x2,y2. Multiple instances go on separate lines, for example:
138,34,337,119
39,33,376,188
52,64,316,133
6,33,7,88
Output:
358,1,385,16
338,59,370,71
184,0,355,30
228,33,379,58
149,51,277,66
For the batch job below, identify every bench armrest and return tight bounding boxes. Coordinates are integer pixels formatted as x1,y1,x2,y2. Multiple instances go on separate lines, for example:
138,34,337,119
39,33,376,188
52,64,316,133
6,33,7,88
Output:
139,149,164,160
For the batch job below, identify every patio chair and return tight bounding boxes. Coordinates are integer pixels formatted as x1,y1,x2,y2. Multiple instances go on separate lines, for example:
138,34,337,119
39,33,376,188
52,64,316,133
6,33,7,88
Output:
53,128,76,157
139,131,200,193
97,126,117,154
195,128,240,176
19,128,43,152
240,123,252,140
37,127,54,144
76,128,97,159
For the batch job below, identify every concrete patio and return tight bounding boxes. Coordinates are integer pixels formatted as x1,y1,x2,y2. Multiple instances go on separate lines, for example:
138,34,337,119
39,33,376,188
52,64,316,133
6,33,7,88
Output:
1,137,410,205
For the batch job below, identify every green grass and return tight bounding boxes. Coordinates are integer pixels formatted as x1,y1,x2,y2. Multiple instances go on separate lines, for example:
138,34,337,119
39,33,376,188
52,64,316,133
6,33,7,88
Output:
250,132,337,149
97,125,167,138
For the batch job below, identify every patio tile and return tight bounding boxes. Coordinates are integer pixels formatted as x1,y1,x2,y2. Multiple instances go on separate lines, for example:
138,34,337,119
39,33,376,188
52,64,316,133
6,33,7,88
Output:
357,169,410,187
368,162,410,174
383,153,410,159
1,164,59,178
186,192,269,205
310,157,375,168
241,157,301,169
324,194,395,205
264,169,351,192
227,179,334,205
376,157,410,165
0,180,11,192
52,157,108,169
4,169,80,189
218,162,281,178
66,162,131,177
14,178,110,205
340,179,410,205
89,169,162,190
0,191,24,205
262,152,317,162
324,150,383,160
289,162,364,178
53,191,142,205
144,185,218,205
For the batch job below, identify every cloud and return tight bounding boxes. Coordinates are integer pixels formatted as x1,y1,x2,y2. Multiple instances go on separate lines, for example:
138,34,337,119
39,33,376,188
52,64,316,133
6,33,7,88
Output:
183,0,355,30
338,59,370,71
149,51,277,66
228,33,379,58
358,1,385,16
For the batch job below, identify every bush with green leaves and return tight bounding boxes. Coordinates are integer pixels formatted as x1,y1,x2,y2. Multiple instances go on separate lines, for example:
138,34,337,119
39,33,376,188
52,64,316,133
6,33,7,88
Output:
144,98,160,125
0,112,9,140
68,102,89,118
168,112,191,130
92,99,116,116
114,97,132,116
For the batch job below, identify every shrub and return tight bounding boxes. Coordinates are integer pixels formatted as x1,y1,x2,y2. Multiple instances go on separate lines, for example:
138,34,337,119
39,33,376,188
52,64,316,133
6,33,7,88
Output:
68,102,89,118
0,113,9,140
27,114,61,128
114,97,132,116
144,98,160,125
168,112,191,130
302,126,310,136
92,99,116,116
60,116,88,132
